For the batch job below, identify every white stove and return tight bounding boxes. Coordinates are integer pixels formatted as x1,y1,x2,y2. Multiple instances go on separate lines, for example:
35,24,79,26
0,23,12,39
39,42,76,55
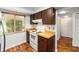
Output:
30,31,38,51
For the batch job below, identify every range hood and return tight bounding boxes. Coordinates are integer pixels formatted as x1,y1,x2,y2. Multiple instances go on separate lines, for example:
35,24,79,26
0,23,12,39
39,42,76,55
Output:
32,19,42,23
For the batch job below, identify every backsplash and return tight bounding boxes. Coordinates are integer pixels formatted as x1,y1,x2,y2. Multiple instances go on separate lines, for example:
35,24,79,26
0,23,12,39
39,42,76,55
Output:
42,25,55,31
36,25,55,31
28,24,55,32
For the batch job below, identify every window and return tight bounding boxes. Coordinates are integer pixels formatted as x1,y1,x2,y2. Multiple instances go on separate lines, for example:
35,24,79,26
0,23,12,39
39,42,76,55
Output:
15,15,24,32
3,13,24,34
4,14,14,33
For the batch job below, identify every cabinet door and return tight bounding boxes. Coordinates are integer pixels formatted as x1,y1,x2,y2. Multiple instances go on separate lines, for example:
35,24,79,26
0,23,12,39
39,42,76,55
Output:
47,36,55,52
52,8,55,25
26,31,30,44
37,12,42,19
30,14,35,24
47,8,53,24
38,36,47,52
35,12,42,19
34,13,38,19
30,14,35,20
42,10,48,24
30,15,33,24
42,8,55,25
42,8,52,24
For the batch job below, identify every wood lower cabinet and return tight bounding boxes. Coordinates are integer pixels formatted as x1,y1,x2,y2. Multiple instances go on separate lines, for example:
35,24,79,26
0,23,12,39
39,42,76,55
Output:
38,35,55,52
26,31,30,44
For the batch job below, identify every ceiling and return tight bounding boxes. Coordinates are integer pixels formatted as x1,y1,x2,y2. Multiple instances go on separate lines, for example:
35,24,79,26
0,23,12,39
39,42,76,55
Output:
23,7,43,11
0,7,64,15
23,7,64,12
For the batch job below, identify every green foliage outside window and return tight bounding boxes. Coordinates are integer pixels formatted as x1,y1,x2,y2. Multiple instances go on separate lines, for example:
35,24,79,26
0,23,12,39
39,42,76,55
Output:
16,20,23,31
6,19,14,33
3,13,24,33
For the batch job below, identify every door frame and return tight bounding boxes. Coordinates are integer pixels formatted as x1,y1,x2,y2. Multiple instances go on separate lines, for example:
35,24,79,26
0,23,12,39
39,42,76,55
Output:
72,12,79,47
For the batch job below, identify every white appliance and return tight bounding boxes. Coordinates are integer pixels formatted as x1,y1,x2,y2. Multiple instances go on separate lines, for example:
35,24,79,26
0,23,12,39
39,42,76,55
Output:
32,19,42,23
0,20,6,52
30,32,38,51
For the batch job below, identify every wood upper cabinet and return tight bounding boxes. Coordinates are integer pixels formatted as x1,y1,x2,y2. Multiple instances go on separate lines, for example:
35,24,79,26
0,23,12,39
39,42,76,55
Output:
34,12,42,19
37,12,42,19
41,9,48,24
42,8,55,25
30,14,35,24
30,12,42,24
30,7,55,25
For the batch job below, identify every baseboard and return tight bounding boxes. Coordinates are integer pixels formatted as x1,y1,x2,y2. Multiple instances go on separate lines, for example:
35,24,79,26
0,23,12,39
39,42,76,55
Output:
5,42,26,50
61,36,72,39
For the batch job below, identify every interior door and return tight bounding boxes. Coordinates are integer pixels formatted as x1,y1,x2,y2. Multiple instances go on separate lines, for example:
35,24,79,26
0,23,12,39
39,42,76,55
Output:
73,13,79,47
60,15,72,37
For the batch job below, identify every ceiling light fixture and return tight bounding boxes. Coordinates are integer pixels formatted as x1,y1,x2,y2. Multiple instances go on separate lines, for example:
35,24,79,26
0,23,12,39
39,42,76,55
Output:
59,11,67,14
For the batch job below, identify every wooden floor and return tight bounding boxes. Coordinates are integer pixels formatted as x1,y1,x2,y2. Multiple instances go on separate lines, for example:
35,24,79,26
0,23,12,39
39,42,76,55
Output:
6,43,33,52
57,36,79,52
6,37,79,52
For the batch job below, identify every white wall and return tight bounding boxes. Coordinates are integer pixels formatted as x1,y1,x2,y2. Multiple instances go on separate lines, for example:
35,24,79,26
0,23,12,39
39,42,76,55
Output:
1,32,26,51
73,13,79,47
57,8,73,39
72,8,79,47
0,15,31,51
60,14,72,38
57,7,79,47
24,16,30,29
56,14,61,40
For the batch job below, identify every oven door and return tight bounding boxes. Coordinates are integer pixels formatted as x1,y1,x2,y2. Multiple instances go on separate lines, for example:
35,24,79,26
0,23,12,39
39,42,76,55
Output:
30,41,38,51
30,32,38,51
30,32,38,45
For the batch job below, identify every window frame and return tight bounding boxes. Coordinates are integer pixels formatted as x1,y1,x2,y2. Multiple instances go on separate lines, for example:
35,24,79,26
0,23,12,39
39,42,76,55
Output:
2,13,25,34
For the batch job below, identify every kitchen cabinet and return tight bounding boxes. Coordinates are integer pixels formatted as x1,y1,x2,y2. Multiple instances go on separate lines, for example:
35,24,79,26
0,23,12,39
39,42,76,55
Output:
35,12,42,19
30,12,42,24
30,14,35,24
30,7,55,25
26,31,30,44
38,35,55,52
42,8,55,25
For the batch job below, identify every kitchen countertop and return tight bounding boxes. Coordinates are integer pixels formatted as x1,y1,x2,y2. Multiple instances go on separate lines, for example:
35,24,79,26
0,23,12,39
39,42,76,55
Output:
26,28,55,39
26,28,37,32
38,31,55,39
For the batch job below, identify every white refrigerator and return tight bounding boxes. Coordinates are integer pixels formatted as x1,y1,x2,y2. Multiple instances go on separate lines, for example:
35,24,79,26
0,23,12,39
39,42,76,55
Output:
0,21,6,52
